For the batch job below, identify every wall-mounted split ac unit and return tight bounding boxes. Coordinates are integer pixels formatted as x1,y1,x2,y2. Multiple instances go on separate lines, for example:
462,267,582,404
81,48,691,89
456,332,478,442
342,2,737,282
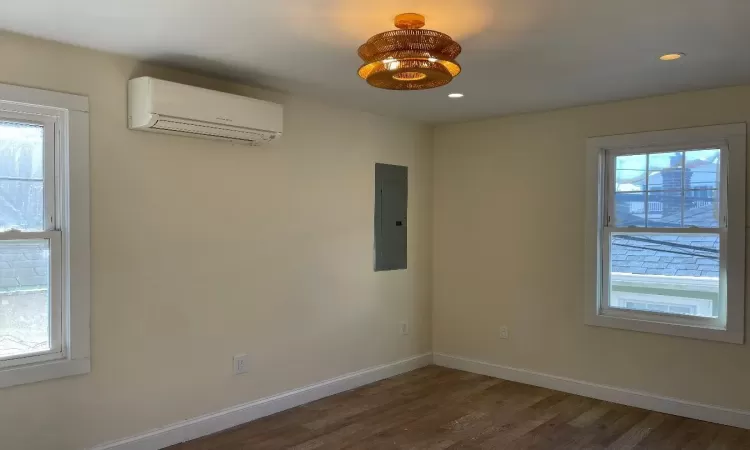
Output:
128,77,283,146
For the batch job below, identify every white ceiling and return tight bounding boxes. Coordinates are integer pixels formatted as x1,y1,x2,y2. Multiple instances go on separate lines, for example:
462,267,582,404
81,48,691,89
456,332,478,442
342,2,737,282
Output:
1,0,749,123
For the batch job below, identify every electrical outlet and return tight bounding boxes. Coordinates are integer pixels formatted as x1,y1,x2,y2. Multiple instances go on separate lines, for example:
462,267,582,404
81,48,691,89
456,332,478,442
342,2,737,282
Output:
499,326,509,340
233,354,249,375
400,322,410,335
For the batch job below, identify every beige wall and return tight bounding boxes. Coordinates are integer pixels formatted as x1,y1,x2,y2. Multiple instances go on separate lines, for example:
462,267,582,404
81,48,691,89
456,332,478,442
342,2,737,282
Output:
433,85,750,412
0,32,433,450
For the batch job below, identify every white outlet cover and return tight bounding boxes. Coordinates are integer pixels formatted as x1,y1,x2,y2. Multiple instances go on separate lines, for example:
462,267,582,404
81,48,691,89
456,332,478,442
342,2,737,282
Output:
233,354,249,375
499,326,509,339
400,322,409,335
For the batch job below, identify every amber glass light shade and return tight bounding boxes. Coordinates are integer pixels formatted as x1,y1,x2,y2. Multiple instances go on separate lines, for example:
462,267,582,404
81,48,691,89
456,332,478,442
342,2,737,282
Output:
357,13,462,90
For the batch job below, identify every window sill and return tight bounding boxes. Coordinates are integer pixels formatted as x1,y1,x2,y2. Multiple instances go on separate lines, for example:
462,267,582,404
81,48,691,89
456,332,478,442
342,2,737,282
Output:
0,357,90,389
585,311,743,344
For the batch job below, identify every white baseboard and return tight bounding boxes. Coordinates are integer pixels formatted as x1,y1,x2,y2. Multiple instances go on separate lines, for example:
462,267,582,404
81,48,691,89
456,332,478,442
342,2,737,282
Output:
434,352,750,430
91,350,748,449
91,353,432,450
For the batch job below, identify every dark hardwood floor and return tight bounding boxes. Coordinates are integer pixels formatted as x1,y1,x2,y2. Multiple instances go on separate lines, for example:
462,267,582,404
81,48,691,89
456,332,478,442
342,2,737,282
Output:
168,365,750,449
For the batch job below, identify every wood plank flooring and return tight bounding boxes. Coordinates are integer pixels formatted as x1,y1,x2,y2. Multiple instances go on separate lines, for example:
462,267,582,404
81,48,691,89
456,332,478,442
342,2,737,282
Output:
168,366,750,449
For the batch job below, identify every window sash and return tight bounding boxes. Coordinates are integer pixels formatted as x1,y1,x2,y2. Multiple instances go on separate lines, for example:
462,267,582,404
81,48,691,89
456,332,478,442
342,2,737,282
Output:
0,231,63,366
600,228,727,329
0,105,58,233
604,144,728,230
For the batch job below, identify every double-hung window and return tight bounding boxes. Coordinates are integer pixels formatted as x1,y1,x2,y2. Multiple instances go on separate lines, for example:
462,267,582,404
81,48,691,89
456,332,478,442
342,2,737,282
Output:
0,83,90,388
585,124,746,343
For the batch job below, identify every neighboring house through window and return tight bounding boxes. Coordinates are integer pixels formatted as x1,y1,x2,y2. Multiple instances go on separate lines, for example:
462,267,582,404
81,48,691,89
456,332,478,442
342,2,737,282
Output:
585,124,746,343
0,83,90,388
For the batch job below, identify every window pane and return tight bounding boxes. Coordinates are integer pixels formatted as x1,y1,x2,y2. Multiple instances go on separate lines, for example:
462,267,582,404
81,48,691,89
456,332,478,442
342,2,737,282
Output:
609,233,719,318
0,121,45,232
615,154,646,192
647,152,683,191
613,192,645,227
612,149,722,229
0,240,50,359
684,194,719,228
647,191,682,227
686,149,720,190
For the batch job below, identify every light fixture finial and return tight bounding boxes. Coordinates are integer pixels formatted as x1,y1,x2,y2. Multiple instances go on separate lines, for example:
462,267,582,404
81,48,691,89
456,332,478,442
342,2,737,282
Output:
394,13,425,30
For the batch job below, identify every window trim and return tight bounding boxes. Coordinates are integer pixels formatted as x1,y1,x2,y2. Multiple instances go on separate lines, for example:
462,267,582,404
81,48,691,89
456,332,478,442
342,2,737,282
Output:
0,83,90,388
584,124,746,344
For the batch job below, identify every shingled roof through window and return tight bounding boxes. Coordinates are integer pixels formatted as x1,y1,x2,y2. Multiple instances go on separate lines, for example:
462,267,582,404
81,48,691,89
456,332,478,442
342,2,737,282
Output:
612,204,720,277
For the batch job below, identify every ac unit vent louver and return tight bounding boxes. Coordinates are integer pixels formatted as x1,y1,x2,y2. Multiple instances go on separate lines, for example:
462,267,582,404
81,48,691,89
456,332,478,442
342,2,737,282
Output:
153,119,277,146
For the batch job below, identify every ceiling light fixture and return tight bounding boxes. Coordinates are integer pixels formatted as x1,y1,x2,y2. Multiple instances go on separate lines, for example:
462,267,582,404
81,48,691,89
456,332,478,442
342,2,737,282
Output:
660,53,685,61
357,13,462,90
448,93,464,98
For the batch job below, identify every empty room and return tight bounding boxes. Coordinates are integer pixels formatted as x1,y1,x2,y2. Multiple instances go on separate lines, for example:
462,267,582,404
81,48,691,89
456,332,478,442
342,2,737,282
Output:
1,1,750,449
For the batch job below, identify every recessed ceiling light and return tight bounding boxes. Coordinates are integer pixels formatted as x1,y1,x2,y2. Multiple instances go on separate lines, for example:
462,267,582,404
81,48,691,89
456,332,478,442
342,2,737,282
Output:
660,53,685,61
448,93,464,98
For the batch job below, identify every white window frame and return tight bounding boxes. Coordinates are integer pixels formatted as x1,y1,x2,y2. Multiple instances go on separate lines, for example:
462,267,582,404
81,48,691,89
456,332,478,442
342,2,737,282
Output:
0,83,90,388
585,124,746,344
